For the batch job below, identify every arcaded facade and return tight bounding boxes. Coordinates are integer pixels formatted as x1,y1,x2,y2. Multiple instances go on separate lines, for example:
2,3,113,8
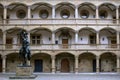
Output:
0,0,120,73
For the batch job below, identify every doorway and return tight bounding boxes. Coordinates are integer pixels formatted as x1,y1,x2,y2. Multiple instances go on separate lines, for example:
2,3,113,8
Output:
34,59,43,72
61,58,70,72
93,59,96,72
0,59,2,72
62,39,68,48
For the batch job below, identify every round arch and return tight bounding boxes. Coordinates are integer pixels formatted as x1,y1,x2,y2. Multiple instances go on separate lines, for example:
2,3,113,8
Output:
79,27,97,32
30,27,52,33
55,52,75,73
98,3,116,13
78,52,96,72
98,2,116,9
100,52,116,72
55,51,75,56
7,2,27,7
55,2,75,10
31,2,52,10
54,27,75,33
78,2,96,10
31,52,51,73
79,52,96,57
31,52,51,57
100,52,116,56
100,27,116,32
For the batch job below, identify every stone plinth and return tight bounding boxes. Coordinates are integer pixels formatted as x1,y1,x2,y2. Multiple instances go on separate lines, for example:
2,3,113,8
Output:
9,66,37,80
16,66,32,76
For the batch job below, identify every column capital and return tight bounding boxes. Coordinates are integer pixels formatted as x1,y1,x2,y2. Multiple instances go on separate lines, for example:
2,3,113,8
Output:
4,6,7,9
75,55,79,59
96,56,100,59
96,6,99,9
51,55,56,59
2,55,6,59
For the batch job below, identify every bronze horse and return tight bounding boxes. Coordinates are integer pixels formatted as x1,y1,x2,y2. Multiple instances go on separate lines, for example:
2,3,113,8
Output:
19,31,31,66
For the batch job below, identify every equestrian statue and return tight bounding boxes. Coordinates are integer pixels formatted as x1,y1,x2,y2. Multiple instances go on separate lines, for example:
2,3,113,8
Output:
19,30,31,66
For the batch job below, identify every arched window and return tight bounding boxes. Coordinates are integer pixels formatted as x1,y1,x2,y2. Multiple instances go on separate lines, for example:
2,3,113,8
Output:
61,9,70,19
39,10,49,19
17,10,26,19
99,10,108,19
80,10,89,19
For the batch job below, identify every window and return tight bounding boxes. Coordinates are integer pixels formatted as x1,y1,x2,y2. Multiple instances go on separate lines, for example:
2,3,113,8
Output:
17,10,26,19
31,35,41,45
61,9,70,19
89,35,96,44
99,10,108,19
80,10,89,19
39,10,49,19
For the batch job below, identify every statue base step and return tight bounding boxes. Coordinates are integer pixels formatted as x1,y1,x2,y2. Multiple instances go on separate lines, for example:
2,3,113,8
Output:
9,66,37,80
16,65,32,76
9,75,37,80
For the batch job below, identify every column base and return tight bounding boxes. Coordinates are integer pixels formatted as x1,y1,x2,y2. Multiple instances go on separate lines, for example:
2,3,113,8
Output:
52,68,56,73
117,68,120,73
75,68,79,73
96,68,100,73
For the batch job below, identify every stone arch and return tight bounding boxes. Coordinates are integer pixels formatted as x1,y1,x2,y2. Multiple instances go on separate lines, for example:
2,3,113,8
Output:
31,2,52,9
55,2,75,10
100,52,116,72
31,53,51,73
55,52,75,73
79,27,97,45
54,27,75,33
7,2,27,8
6,53,20,72
98,3,116,9
30,27,52,33
99,27,117,47
78,52,96,72
55,2,75,19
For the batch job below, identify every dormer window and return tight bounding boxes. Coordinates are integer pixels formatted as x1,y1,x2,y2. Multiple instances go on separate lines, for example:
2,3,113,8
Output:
39,10,49,19
61,9,70,19
17,10,26,19
80,10,89,19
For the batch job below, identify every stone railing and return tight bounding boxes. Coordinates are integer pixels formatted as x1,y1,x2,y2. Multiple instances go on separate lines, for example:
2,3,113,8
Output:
3,44,119,50
0,19,118,25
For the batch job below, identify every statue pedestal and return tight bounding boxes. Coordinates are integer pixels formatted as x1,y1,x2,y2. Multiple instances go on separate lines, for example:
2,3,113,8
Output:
9,66,37,80
16,66,32,76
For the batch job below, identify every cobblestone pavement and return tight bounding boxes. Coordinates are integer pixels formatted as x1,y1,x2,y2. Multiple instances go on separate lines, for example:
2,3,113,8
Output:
0,73,120,80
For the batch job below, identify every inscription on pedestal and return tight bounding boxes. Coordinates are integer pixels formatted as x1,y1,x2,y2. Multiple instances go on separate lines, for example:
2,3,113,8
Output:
16,66,32,76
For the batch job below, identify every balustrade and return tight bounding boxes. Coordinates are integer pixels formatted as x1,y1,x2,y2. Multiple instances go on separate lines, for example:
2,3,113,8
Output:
0,19,118,25
2,44,119,50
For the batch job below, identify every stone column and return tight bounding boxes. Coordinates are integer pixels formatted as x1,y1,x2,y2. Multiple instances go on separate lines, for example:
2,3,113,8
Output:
117,56,120,73
52,32,55,44
117,31,120,49
2,55,6,73
116,6,119,24
96,6,99,19
3,31,6,50
75,31,78,44
27,6,31,24
96,31,99,45
96,56,100,73
51,55,56,73
75,56,79,73
3,6,7,24
52,6,55,19
75,6,78,18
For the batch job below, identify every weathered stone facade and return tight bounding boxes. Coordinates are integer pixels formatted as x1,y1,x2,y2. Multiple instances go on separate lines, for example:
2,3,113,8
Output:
0,0,120,73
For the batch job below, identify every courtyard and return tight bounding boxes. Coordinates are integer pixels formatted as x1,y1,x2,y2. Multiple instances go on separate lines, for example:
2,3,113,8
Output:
0,73,120,80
